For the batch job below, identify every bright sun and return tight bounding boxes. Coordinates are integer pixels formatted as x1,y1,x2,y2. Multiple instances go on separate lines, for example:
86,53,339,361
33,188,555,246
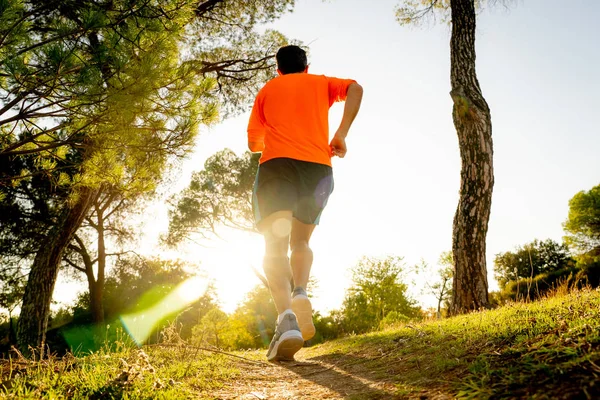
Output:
186,230,266,312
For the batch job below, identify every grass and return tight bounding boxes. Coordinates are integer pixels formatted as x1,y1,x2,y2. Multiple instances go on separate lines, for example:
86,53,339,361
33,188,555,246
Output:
1,288,600,399
301,286,600,398
0,340,244,399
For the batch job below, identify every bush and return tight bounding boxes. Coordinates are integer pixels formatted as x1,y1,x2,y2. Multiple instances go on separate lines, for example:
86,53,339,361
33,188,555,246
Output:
379,311,411,329
305,312,341,346
500,262,600,301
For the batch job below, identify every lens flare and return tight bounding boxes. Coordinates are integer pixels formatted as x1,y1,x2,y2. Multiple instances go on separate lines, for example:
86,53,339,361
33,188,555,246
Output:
272,217,292,237
120,276,208,345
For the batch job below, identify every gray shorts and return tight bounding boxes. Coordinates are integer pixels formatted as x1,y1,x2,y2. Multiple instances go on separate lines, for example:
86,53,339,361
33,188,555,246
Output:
252,158,334,226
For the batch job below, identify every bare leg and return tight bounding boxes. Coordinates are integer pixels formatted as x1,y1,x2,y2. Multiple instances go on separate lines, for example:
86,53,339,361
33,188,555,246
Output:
290,218,316,340
258,210,294,314
290,218,316,290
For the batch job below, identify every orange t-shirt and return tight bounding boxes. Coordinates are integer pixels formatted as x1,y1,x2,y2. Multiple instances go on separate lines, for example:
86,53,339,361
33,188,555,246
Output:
247,73,356,166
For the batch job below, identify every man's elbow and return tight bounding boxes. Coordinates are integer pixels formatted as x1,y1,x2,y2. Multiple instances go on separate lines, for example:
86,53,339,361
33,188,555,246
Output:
349,82,363,96
248,141,264,152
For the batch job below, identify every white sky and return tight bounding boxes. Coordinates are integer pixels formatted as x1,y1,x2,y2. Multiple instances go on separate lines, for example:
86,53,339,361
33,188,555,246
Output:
54,0,600,314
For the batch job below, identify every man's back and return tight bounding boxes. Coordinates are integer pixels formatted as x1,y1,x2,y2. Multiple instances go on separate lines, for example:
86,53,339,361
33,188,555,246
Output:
248,73,355,166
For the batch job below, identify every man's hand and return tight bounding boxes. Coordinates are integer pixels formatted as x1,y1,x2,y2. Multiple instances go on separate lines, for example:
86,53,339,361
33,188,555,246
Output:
331,83,362,158
329,131,347,158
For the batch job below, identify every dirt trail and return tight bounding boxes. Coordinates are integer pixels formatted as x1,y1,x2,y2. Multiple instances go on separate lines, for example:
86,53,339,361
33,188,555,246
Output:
209,353,453,400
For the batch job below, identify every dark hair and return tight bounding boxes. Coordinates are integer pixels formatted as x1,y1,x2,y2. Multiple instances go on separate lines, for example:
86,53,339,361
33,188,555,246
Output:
276,45,307,75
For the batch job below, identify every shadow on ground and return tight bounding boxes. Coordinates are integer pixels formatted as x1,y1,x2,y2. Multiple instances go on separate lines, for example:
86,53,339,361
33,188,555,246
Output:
280,352,454,399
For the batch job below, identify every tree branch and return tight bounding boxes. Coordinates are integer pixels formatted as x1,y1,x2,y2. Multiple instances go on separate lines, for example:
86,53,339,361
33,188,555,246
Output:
0,91,30,118
63,257,87,274
195,0,226,17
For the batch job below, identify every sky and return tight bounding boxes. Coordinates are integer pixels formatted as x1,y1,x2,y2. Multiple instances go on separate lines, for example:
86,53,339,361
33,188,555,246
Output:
55,0,600,314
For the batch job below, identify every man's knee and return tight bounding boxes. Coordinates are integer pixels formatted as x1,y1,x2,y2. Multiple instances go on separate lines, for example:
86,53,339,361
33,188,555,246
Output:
290,239,311,254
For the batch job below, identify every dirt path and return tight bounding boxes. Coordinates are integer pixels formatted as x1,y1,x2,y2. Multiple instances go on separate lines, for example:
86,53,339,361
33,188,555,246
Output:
209,353,453,400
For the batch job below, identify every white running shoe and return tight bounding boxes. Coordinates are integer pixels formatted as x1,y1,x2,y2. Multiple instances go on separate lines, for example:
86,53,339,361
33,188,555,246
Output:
266,313,304,361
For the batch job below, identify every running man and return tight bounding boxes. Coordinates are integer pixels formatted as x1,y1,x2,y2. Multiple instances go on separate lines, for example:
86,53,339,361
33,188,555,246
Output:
248,45,363,361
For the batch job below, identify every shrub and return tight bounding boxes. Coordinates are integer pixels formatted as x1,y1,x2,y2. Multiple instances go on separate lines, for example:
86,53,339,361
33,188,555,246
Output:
500,262,600,301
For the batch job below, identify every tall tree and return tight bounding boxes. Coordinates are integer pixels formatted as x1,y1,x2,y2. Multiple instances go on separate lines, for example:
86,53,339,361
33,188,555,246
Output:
166,149,259,246
192,308,229,348
397,0,497,313
11,0,204,353
3,0,207,355
62,184,143,324
62,142,170,325
1,0,295,354
340,256,420,334
563,184,600,261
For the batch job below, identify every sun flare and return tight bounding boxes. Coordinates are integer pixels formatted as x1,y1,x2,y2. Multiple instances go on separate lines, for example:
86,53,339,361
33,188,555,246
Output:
187,230,266,312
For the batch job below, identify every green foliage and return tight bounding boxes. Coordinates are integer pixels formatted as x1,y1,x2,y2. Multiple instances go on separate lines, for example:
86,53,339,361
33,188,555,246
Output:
308,311,341,345
395,0,452,26
192,308,230,348
0,147,73,263
1,0,208,190
189,1,297,116
0,263,25,347
0,0,295,288
188,283,279,351
226,285,277,349
379,310,411,329
501,262,600,302
219,314,256,350
563,184,600,256
493,239,574,289
395,0,496,26
2,0,297,350
100,257,194,319
166,149,259,246
0,266,25,314
339,256,420,334
174,290,220,342
188,284,278,351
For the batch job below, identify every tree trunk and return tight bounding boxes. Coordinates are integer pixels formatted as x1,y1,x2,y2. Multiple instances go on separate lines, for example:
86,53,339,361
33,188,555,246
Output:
89,280,104,324
8,310,15,344
73,231,105,324
17,186,97,356
93,210,106,324
449,0,494,313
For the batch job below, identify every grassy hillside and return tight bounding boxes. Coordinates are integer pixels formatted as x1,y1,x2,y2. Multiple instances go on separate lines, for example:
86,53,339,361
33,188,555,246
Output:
1,288,599,399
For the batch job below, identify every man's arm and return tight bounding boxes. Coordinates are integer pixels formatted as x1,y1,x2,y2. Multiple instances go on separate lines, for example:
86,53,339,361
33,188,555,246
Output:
247,95,266,153
330,82,363,158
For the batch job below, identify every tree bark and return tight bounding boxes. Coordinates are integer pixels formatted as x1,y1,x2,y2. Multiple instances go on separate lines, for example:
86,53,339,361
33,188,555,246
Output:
88,279,104,324
449,0,493,313
17,186,97,356
92,207,106,324
8,310,15,344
